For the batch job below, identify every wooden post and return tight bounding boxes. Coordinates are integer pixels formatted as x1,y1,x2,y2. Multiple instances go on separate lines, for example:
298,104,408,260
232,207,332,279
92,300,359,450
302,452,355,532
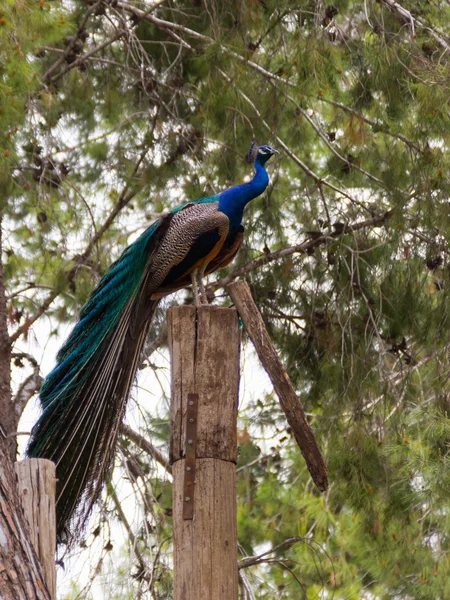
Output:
14,458,57,600
168,305,240,600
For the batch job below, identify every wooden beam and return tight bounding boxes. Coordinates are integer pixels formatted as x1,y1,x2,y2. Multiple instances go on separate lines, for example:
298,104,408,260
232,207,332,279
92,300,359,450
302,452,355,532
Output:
228,280,328,493
168,305,240,600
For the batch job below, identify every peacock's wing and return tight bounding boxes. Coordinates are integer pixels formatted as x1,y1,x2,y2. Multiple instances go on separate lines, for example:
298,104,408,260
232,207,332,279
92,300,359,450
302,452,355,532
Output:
205,225,245,275
149,201,231,299
151,224,245,299
27,198,230,541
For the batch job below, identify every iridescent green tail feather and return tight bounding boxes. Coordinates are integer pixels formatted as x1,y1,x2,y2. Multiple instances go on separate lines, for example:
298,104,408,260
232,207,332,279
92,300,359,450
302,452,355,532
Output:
27,220,162,541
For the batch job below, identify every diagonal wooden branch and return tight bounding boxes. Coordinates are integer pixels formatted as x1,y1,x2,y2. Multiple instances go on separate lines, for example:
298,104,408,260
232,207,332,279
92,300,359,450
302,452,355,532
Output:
120,423,172,475
228,280,328,492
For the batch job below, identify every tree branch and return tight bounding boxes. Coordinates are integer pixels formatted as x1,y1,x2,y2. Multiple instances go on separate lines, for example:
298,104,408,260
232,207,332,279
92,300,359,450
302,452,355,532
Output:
66,143,152,282
211,211,394,291
282,90,385,186
231,82,367,207
9,291,58,346
228,281,328,492
319,96,421,153
116,2,295,87
108,484,151,581
239,537,306,569
380,0,450,52
10,142,153,345
12,353,42,421
50,30,127,83
120,423,172,475
43,0,104,81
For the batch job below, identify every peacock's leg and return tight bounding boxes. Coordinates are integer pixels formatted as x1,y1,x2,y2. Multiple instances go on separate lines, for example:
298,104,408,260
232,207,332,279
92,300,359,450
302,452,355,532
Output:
197,265,209,305
190,269,201,307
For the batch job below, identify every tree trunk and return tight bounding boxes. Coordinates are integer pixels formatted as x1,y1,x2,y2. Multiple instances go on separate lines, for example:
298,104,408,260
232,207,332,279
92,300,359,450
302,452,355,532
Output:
15,459,57,599
0,217,51,600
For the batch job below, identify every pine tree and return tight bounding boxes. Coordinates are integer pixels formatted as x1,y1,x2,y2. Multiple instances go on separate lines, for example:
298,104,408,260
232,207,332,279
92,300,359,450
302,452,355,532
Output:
2,0,450,597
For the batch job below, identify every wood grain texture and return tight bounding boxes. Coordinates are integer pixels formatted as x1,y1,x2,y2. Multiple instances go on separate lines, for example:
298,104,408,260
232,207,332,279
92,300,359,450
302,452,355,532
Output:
15,459,56,600
168,305,240,464
168,305,240,600
228,280,328,492
172,460,238,599
0,452,51,600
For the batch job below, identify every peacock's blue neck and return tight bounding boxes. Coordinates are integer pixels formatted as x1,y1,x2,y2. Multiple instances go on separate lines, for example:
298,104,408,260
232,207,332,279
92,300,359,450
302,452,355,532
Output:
218,160,269,231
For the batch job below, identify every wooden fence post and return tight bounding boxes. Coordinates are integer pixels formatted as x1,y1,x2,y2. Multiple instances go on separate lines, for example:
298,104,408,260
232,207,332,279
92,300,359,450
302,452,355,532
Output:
168,305,240,600
14,458,57,599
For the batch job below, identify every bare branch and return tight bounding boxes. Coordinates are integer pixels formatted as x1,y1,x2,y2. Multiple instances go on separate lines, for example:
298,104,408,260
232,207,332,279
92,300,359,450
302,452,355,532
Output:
120,423,172,475
9,291,58,346
283,91,385,186
380,0,450,52
211,211,394,291
43,0,103,81
319,97,421,153
228,281,328,492
239,537,307,569
50,30,127,83
108,484,151,581
239,571,257,600
12,353,42,421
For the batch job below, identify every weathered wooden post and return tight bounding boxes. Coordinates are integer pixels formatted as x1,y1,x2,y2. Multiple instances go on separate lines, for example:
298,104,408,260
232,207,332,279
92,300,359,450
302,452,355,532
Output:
168,305,240,600
14,458,57,599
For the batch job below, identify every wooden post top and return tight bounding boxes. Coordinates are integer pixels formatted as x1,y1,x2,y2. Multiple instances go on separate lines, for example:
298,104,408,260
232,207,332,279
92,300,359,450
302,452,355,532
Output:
168,305,241,465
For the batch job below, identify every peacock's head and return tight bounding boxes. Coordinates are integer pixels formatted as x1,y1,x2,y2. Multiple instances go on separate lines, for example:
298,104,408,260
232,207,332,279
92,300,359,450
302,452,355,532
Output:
246,142,278,166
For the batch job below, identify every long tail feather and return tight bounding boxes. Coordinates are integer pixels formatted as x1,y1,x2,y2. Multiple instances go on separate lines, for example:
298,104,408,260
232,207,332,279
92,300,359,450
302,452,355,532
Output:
27,220,165,541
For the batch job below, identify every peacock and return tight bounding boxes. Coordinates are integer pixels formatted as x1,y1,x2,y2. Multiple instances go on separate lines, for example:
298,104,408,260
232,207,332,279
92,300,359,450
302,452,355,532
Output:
27,142,277,541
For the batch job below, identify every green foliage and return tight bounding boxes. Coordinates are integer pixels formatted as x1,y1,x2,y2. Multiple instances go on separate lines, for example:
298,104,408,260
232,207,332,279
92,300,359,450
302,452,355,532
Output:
4,0,450,597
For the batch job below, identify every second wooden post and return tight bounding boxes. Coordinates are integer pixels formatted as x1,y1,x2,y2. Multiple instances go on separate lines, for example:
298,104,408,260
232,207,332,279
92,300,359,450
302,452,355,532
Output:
168,305,240,600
